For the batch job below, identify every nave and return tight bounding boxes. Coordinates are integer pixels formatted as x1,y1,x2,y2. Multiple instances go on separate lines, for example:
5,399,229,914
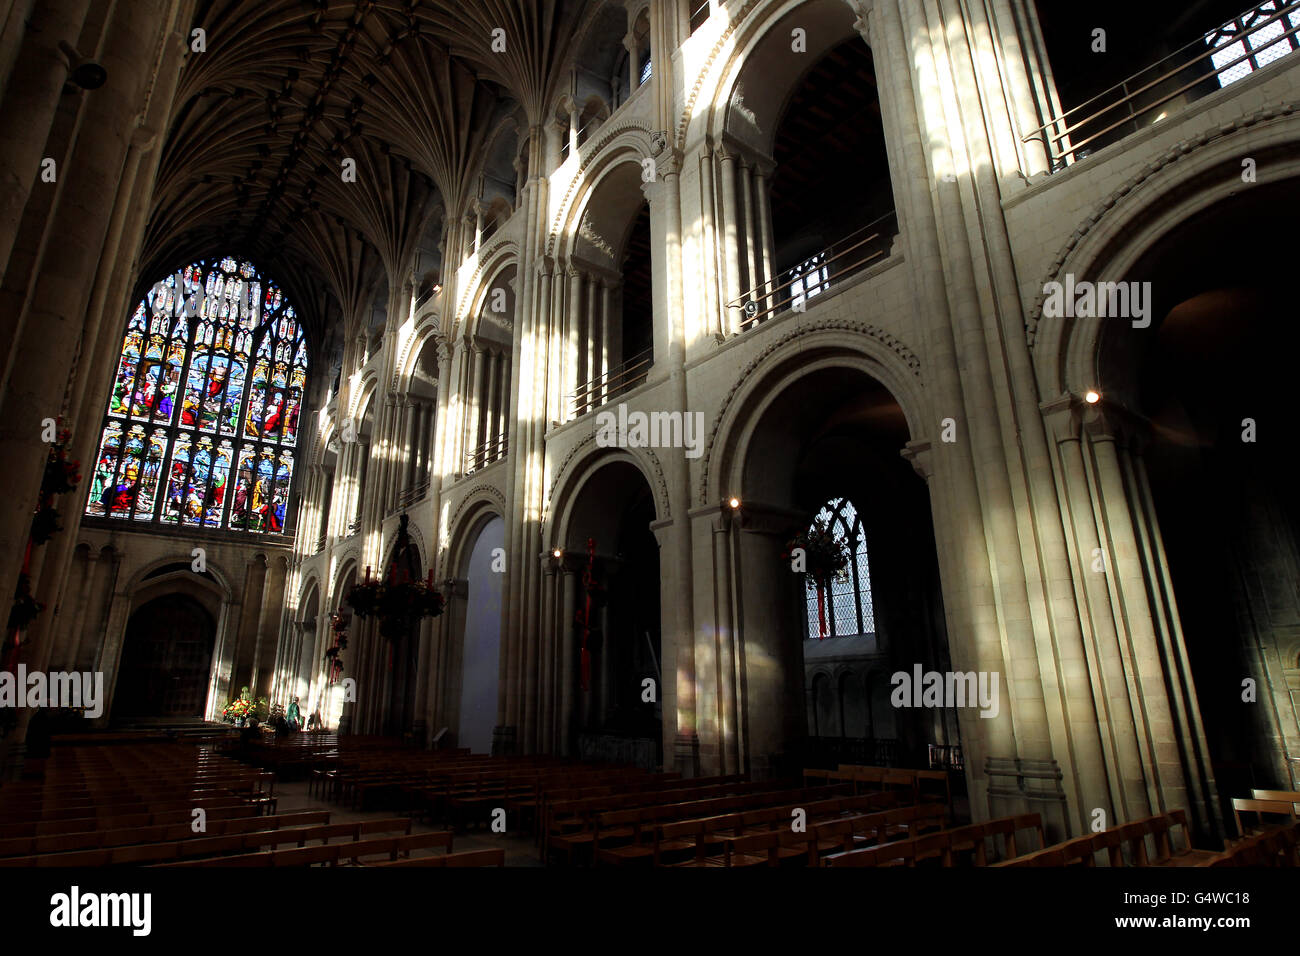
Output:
2,730,1294,869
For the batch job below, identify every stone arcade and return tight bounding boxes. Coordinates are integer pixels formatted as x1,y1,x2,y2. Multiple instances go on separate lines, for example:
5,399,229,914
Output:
1,0,1298,858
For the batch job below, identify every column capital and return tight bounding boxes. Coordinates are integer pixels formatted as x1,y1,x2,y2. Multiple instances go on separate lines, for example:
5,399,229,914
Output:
1040,393,1085,444
900,439,934,481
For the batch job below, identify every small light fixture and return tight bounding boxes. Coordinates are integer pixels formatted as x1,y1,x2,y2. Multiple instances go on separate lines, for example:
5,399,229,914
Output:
552,548,563,559
727,497,741,510
1084,389,1101,405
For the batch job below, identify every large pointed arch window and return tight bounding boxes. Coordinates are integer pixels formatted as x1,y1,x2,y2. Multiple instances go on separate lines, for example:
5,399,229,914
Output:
85,257,307,534
804,497,875,639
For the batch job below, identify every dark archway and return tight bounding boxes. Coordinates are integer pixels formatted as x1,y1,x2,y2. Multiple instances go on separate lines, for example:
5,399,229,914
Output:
378,524,424,739
114,593,215,721
563,459,662,767
738,364,960,780
1097,178,1300,812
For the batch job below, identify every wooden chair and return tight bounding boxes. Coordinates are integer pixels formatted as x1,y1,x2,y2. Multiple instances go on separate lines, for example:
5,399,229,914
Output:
823,839,915,867
1148,810,1220,866
1232,798,1296,836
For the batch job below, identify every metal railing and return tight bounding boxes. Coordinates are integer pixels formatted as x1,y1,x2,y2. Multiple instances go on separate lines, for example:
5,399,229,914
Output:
464,432,508,473
1026,0,1300,170
313,534,327,554
690,0,711,34
397,480,430,508
726,210,898,331
570,347,653,419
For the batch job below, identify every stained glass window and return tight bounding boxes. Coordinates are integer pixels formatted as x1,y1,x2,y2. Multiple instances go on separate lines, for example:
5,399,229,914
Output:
804,497,875,639
86,257,306,534
1206,1,1300,88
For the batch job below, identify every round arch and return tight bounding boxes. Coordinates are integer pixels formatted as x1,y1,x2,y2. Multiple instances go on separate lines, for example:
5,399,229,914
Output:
704,326,927,506
680,0,861,152
1030,106,1300,398
548,444,667,549
546,128,657,260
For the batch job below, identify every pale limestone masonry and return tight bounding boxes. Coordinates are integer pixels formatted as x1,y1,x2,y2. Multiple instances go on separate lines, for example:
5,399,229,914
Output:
1,0,1295,846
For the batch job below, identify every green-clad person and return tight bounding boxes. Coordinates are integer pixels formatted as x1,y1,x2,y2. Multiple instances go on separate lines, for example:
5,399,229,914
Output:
286,696,301,732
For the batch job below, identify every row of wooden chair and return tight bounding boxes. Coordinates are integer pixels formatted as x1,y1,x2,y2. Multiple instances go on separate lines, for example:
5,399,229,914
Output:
593,790,906,866
805,765,952,806
378,848,505,867
1231,790,1300,834
0,810,331,859
1206,821,1300,867
993,810,1217,867
155,830,453,867
546,779,816,863
665,800,955,867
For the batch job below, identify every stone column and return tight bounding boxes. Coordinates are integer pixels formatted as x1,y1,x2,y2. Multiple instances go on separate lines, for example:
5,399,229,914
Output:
698,140,721,339
64,548,99,671
484,350,500,460
753,162,776,312
584,273,599,410
467,346,486,469
1044,397,1150,824
566,267,582,419
559,564,577,755
540,559,557,753
0,0,92,291
597,278,613,406
712,511,738,775
401,396,417,493
716,145,742,333
0,0,166,650
623,32,638,94
1090,414,1208,824
739,158,759,309
430,338,452,488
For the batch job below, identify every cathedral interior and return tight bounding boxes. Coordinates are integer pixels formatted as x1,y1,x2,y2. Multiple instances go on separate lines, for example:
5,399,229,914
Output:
0,0,1298,879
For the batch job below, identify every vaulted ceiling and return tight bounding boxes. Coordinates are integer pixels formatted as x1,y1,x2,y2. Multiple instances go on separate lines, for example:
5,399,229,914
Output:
141,0,599,347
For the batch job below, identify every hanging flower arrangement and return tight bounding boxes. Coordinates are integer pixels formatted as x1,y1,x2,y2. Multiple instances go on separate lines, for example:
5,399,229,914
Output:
783,517,851,639
7,573,43,633
324,612,349,683
9,422,80,637
346,514,444,640
42,428,82,498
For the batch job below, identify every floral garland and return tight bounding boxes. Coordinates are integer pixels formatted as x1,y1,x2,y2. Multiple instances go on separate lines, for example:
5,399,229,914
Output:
323,612,349,683
783,517,851,639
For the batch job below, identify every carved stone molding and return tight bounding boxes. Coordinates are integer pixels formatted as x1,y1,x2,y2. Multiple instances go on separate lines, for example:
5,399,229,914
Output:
546,431,672,533
697,318,924,504
1026,101,1300,348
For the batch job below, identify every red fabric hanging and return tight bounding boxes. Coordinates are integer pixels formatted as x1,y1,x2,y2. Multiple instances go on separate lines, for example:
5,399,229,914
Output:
816,582,827,640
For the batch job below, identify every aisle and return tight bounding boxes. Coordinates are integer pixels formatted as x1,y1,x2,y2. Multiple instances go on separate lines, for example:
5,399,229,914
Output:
273,779,543,866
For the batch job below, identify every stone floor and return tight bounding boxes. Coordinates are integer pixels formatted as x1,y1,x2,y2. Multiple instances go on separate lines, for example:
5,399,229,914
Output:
273,778,545,866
